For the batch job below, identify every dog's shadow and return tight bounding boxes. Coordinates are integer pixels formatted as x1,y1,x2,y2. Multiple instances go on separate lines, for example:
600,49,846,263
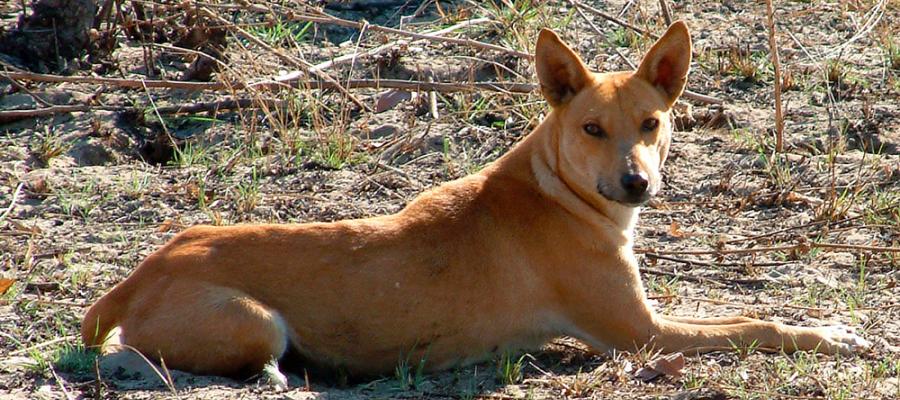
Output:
73,340,604,397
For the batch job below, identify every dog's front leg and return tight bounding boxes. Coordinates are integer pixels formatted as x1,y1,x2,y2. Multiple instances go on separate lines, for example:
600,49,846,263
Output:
561,258,870,356
644,316,871,355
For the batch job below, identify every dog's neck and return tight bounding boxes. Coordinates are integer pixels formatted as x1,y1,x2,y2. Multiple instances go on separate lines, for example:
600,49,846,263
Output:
489,111,638,246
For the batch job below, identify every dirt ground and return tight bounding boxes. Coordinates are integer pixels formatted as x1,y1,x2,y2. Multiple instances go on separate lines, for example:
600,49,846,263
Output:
1,0,899,399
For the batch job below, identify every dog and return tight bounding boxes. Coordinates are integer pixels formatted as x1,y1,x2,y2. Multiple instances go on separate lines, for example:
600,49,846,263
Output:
82,21,869,379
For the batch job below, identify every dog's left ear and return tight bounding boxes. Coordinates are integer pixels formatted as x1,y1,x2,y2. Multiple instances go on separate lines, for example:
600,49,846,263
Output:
535,29,591,107
635,21,692,108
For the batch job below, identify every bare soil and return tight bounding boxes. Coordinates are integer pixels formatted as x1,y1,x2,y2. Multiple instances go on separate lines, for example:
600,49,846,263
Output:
1,0,899,399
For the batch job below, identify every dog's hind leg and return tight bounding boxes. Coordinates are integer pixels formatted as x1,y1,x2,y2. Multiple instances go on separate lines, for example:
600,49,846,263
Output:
118,279,290,377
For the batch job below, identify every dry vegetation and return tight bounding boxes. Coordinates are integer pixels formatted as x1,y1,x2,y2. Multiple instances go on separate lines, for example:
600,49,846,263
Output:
1,0,899,399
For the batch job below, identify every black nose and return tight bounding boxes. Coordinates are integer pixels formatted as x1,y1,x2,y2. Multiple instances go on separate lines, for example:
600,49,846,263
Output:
620,173,649,198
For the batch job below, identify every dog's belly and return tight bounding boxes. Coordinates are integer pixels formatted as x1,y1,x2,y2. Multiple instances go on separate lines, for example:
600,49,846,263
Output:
283,307,563,374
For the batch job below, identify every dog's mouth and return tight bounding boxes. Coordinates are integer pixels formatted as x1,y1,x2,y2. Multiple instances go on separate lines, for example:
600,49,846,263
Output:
596,184,653,207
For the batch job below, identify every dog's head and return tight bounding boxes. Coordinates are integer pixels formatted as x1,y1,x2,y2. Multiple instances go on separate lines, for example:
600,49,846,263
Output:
535,22,692,207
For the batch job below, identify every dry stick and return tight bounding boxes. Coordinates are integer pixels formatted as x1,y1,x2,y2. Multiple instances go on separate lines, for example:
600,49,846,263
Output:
0,182,25,223
308,17,491,73
765,0,784,152
154,98,284,114
820,0,887,58
1,73,53,107
106,344,178,394
572,0,657,39
48,365,75,400
644,252,789,268
261,79,538,93
727,202,899,244
2,69,720,108
9,335,78,356
282,11,532,59
677,295,900,313
2,71,232,90
0,105,118,123
641,266,768,287
0,99,285,123
658,0,672,25
203,1,529,59
638,242,900,256
199,7,371,112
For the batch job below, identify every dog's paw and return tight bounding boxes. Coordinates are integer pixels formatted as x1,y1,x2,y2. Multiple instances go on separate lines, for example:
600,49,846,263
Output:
817,325,871,355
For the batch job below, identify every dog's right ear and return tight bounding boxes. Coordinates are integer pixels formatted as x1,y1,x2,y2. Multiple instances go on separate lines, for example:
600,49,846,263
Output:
535,29,591,107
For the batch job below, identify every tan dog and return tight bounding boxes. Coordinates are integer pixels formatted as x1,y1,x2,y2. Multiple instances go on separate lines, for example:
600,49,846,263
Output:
82,22,869,378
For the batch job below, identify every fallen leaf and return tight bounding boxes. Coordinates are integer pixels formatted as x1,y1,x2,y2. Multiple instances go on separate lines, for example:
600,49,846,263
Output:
668,221,684,238
0,278,15,295
634,352,685,381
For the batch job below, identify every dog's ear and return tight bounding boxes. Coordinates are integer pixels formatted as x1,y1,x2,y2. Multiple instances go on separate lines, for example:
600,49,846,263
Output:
635,21,692,108
535,29,591,107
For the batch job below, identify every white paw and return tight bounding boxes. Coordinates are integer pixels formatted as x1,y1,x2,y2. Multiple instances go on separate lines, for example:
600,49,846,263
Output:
819,325,871,354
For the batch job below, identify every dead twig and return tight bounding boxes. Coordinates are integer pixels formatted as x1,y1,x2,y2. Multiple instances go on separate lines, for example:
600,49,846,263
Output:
727,202,899,244
10,335,78,356
2,71,535,94
199,7,372,112
281,10,532,59
309,17,491,73
48,365,75,400
105,344,178,394
15,296,90,307
680,90,723,105
260,78,539,93
5,69,723,104
203,1,529,59
571,0,657,39
765,0,784,152
644,253,789,268
0,99,288,123
658,0,672,25
1,73,53,107
676,295,900,313
0,182,26,223
0,105,117,123
2,71,233,90
638,242,900,256
640,266,768,287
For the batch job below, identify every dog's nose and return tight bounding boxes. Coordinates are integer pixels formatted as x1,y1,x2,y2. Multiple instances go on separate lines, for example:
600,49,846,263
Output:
620,173,649,198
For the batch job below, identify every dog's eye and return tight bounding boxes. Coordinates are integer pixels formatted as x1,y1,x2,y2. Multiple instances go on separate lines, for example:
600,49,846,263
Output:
641,118,659,132
583,123,606,138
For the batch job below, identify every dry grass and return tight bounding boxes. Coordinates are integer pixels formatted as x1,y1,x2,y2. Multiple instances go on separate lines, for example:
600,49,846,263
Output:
1,0,899,399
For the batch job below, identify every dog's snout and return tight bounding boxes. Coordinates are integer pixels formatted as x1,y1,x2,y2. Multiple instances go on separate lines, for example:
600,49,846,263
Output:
620,173,649,198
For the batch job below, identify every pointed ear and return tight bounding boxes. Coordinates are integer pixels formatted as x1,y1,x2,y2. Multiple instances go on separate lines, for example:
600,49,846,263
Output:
535,29,591,107
635,21,692,107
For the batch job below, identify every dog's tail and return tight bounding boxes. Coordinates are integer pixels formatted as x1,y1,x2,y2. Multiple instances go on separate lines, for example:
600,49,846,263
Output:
81,282,132,350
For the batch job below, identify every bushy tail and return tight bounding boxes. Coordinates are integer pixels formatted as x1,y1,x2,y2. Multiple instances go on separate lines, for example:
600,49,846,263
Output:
81,285,130,350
